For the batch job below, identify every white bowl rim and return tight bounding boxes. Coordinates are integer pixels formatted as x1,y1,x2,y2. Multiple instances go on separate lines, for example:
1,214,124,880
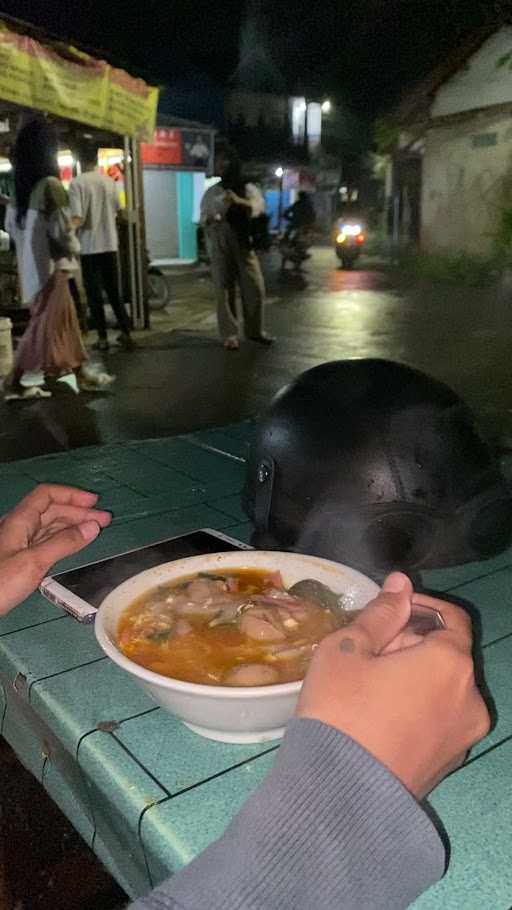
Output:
95,550,379,698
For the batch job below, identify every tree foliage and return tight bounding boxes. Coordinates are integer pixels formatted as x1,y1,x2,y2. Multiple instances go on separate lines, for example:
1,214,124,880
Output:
374,118,400,154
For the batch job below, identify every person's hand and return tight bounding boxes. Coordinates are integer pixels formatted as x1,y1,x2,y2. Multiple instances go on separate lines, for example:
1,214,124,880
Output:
0,484,112,614
224,189,238,205
297,572,490,799
225,189,250,209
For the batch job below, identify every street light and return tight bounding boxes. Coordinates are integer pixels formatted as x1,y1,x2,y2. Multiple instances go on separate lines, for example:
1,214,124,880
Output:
321,99,332,114
275,167,285,232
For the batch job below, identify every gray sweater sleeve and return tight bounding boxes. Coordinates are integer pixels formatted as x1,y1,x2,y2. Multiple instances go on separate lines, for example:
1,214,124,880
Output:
130,718,445,910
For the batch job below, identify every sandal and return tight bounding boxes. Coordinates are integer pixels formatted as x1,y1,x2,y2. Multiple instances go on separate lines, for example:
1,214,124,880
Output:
79,366,116,392
223,337,240,350
4,385,52,401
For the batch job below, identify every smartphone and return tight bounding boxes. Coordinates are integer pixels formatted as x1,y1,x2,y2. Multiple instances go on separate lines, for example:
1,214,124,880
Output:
40,528,253,623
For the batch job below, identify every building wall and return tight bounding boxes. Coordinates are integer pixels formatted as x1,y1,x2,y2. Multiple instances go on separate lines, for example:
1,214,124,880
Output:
226,92,288,129
432,27,512,118
143,170,179,260
420,108,512,254
177,173,198,260
143,169,200,262
264,189,292,231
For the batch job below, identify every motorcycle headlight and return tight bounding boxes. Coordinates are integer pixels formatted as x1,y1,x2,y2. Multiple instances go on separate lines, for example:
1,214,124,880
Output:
336,232,346,244
341,223,362,236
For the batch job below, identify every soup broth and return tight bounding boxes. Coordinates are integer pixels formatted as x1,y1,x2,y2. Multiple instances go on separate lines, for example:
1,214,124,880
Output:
117,568,349,686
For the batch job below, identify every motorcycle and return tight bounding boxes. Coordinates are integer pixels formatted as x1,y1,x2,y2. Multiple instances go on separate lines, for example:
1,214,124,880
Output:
333,220,366,268
147,263,171,310
279,227,312,272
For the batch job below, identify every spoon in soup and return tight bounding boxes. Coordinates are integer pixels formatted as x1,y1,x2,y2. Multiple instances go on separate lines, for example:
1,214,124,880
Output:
288,579,445,636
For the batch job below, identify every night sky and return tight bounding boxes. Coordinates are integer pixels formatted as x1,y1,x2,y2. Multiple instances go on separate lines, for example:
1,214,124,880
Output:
0,0,506,125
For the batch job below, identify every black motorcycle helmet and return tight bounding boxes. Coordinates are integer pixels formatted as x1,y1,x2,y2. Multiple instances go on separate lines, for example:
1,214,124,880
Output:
243,359,512,575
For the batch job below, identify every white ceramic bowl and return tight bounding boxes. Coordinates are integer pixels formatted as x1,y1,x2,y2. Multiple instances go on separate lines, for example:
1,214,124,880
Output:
95,551,378,744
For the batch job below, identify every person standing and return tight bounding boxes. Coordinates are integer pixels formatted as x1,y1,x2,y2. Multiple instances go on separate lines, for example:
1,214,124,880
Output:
3,119,112,400
69,144,134,352
200,142,274,350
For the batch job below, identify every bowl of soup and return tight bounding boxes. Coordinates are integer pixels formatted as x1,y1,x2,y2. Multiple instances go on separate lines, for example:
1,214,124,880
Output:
95,551,378,743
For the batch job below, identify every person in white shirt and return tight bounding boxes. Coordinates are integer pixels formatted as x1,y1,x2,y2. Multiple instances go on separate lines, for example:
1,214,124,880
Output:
200,142,274,350
69,145,134,352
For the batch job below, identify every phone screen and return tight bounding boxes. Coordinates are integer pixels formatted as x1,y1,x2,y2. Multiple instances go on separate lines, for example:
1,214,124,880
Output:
52,531,246,609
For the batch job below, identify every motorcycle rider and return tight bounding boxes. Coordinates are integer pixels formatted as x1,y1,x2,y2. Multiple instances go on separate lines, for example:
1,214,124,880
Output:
280,191,315,271
284,191,315,239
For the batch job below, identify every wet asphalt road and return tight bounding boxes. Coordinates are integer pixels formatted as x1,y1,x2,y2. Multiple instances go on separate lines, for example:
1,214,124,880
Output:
1,245,512,462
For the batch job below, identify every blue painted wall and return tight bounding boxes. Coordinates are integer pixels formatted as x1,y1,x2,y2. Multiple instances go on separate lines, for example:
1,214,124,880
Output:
177,172,197,260
264,189,291,231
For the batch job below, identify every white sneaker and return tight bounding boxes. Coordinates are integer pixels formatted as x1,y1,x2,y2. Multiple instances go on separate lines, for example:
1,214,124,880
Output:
57,373,80,394
20,370,45,388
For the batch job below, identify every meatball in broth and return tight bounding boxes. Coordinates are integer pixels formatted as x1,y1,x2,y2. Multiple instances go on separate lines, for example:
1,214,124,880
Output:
117,569,350,686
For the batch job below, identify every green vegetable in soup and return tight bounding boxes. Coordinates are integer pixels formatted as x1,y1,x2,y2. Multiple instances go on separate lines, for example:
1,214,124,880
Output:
145,627,174,643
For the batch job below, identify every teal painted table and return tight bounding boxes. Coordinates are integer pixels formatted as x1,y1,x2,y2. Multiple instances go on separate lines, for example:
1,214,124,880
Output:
0,428,511,907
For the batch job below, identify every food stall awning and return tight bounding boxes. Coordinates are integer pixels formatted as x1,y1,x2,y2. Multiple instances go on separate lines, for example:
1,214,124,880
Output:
0,19,159,140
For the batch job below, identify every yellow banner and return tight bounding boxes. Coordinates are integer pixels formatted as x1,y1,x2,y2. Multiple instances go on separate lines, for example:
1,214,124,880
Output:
0,21,159,141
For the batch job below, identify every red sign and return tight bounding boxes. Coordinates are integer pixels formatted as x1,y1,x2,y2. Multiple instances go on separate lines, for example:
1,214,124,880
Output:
59,164,73,184
141,128,182,166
